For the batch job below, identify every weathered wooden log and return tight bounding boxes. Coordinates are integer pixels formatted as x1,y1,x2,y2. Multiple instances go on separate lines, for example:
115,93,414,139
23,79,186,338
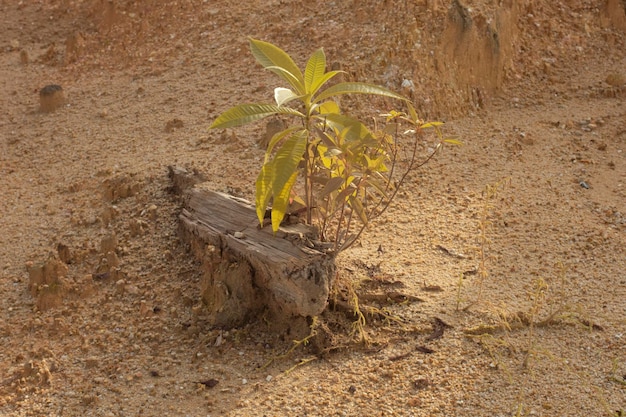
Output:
178,186,336,328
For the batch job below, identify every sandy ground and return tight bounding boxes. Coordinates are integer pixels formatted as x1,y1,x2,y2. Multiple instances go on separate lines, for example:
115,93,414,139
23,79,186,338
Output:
1,1,625,416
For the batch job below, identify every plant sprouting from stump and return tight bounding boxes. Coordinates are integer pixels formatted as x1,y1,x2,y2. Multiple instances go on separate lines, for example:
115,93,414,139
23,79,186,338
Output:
210,38,459,253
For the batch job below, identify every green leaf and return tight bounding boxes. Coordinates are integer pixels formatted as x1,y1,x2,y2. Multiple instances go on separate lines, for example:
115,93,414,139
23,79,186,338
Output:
313,82,407,104
210,104,303,129
249,38,305,94
319,176,345,198
420,121,445,129
444,138,463,146
310,71,343,97
266,126,301,157
268,131,308,231
266,66,305,94
363,177,389,200
336,181,357,204
272,131,307,196
348,195,368,225
271,171,298,233
407,102,419,124
317,100,340,115
304,48,326,94
255,162,274,225
321,113,373,143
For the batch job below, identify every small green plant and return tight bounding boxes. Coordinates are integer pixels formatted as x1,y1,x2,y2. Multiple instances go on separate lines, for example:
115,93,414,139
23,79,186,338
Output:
210,38,457,252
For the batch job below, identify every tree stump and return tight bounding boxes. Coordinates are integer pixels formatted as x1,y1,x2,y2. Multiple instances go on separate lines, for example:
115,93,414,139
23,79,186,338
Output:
177,185,336,328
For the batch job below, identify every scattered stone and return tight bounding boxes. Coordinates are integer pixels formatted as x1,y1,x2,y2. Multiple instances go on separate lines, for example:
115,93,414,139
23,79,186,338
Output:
39,84,65,113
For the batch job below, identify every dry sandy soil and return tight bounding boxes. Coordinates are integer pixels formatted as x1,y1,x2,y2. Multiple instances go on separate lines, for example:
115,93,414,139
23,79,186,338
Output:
1,1,625,416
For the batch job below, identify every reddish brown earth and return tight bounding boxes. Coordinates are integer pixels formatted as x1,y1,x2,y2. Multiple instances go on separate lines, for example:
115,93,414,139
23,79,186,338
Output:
1,1,625,416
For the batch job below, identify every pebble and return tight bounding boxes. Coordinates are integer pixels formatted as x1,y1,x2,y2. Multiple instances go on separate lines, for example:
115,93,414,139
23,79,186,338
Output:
115,279,126,294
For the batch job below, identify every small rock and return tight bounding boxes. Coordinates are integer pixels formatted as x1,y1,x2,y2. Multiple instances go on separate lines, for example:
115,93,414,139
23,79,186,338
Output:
106,251,120,268
39,84,65,113
115,279,126,294
145,204,158,221
126,285,139,295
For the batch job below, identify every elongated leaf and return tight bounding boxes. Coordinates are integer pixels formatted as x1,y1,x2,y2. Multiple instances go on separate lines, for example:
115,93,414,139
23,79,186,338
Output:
210,104,303,129
272,131,307,199
249,38,304,94
262,131,307,231
305,48,326,94
317,100,340,115
321,113,373,142
444,138,463,145
407,101,419,124
313,82,407,104
363,177,389,200
336,181,357,204
256,162,274,225
319,176,345,198
348,194,368,225
271,171,298,232
266,126,301,157
266,66,305,95
310,71,343,97
420,121,445,129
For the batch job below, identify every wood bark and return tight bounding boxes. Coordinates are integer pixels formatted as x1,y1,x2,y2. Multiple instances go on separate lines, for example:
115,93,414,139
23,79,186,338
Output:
177,185,336,328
